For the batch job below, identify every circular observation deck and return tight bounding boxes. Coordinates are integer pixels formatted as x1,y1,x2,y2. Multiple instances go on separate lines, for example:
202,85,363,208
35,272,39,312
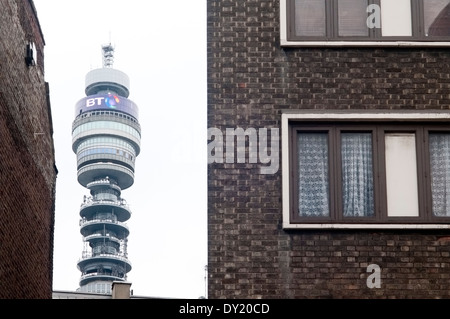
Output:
80,200,131,222
78,255,132,273
77,162,135,190
71,116,141,158
79,274,126,287
77,153,135,174
85,68,130,97
80,218,130,238
78,256,132,287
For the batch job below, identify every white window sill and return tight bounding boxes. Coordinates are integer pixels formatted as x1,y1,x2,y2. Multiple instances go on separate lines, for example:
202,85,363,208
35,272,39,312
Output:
280,40,450,48
283,223,450,230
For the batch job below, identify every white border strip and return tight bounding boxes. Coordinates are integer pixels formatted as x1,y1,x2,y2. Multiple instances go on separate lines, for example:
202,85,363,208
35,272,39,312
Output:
280,41,450,48
283,224,450,229
279,0,450,48
281,111,450,230
280,0,287,44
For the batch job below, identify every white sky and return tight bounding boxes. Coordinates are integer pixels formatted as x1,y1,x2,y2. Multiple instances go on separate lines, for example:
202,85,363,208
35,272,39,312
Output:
33,1,207,299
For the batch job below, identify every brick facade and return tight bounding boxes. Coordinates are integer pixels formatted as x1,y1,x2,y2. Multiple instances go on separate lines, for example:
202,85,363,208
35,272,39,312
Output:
207,0,450,298
0,0,56,299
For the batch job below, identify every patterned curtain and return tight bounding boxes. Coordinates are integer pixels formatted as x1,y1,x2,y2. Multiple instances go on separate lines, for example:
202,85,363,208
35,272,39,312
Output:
297,133,330,217
341,133,374,217
429,133,450,216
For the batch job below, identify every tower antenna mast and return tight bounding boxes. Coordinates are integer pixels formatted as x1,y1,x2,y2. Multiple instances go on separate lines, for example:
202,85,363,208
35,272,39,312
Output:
102,43,115,68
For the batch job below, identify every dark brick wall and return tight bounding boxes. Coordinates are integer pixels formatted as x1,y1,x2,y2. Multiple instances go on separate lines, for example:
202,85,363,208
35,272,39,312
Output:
0,0,56,299
207,0,450,298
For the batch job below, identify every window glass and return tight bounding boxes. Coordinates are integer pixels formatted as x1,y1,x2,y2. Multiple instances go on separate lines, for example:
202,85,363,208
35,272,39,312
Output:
77,147,134,162
94,190,118,202
338,0,369,36
286,0,450,42
297,132,330,217
385,133,419,217
424,0,450,36
73,121,141,139
380,0,412,36
341,133,374,217
286,118,450,227
294,0,326,37
429,133,450,216
77,136,136,154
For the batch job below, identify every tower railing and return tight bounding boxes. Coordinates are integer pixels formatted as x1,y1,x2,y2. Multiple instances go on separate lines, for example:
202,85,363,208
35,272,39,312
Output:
83,233,121,243
80,198,131,211
87,179,122,191
79,218,130,231
78,252,131,264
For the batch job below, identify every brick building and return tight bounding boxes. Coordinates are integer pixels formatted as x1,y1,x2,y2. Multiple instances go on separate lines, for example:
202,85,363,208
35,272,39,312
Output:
207,0,450,298
0,0,57,298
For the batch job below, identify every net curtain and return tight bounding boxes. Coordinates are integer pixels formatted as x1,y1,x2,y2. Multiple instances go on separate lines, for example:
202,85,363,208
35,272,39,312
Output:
297,132,374,217
429,133,450,217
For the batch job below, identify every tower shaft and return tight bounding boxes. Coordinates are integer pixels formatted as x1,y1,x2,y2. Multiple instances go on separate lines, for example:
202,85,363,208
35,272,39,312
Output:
72,45,141,294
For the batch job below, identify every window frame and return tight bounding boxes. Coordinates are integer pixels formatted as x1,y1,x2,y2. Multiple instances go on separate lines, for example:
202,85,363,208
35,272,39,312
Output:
280,0,450,47
282,111,450,229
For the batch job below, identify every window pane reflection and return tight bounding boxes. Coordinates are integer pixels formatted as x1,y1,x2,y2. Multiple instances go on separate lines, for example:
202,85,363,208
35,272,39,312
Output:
294,0,326,37
424,0,450,36
338,0,369,36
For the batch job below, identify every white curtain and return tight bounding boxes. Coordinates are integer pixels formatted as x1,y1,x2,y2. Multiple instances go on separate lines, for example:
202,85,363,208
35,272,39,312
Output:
297,133,330,217
341,133,374,217
429,133,450,216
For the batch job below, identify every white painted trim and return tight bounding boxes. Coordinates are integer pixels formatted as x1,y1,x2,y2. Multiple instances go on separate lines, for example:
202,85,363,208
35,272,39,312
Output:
280,0,287,44
282,111,450,121
283,223,450,229
281,111,450,230
280,40,450,47
279,0,450,48
281,113,291,230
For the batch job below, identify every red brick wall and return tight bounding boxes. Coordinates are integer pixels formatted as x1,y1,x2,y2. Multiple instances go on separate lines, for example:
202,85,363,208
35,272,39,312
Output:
0,0,56,299
207,0,450,298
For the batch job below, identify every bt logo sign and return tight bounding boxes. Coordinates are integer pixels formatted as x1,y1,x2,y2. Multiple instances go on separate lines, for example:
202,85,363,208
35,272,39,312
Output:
86,94,120,108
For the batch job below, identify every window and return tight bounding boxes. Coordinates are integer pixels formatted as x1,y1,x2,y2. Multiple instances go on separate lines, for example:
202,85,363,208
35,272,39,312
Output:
77,136,137,155
282,0,450,45
72,121,141,139
282,112,450,229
